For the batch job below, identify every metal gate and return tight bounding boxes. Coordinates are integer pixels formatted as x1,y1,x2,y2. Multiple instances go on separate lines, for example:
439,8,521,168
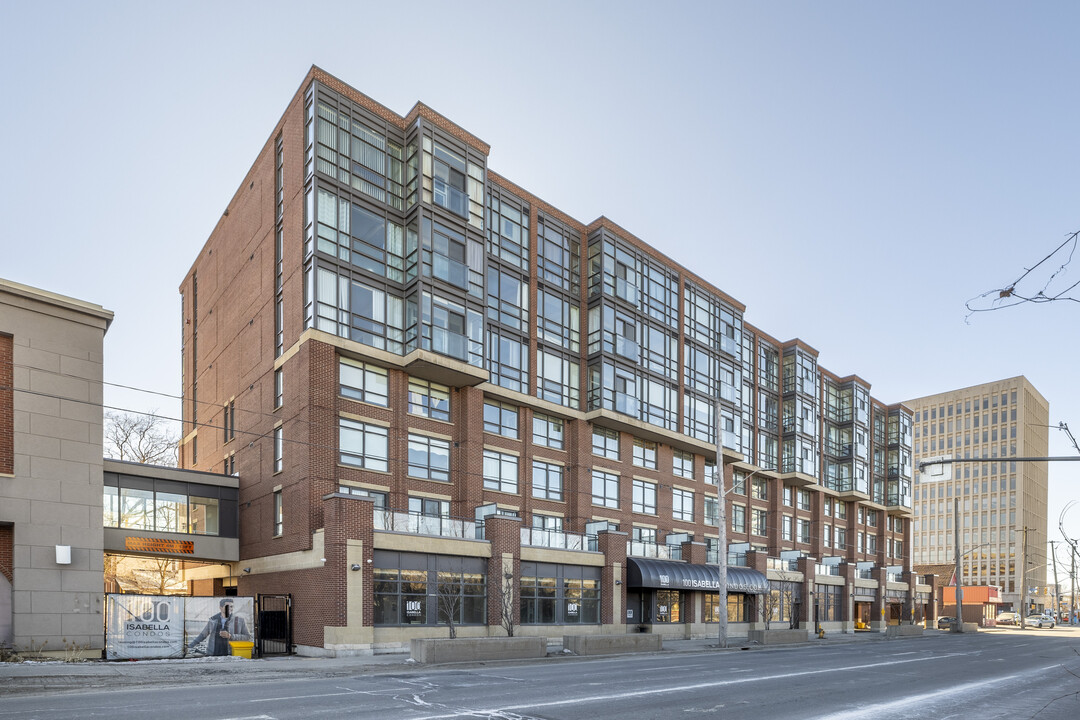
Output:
256,594,292,656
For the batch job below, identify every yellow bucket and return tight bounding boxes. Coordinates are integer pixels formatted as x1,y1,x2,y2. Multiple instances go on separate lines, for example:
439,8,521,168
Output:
229,641,254,659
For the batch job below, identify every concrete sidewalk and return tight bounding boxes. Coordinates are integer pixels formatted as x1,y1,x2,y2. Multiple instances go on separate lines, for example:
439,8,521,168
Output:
0,629,943,698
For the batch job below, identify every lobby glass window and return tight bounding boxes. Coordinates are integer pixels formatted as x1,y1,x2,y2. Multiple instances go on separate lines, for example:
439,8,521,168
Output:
532,461,563,501
408,434,451,481
672,450,694,479
817,584,842,622
483,401,518,437
483,450,518,493
591,470,620,508
408,378,451,421
532,413,564,450
655,589,683,623
592,427,620,459
632,438,657,469
673,488,694,522
632,479,657,515
486,328,529,393
339,358,389,406
339,418,389,471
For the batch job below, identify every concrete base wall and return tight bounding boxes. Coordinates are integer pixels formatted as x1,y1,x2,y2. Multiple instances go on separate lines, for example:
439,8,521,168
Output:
748,629,810,645
563,633,662,656
885,625,924,638
410,636,547,664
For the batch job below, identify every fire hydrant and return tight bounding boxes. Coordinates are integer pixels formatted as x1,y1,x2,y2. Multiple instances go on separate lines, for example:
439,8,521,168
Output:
818,628,826,639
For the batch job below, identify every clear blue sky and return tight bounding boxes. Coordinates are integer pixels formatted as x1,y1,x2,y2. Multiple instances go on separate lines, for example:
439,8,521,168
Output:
3,1,1080,571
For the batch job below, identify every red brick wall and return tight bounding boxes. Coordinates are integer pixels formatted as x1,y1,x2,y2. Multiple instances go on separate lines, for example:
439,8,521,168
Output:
0,333,12,475
0,523,12,583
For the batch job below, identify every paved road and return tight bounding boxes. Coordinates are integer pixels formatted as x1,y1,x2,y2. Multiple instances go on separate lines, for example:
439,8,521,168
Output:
1,629,1079,719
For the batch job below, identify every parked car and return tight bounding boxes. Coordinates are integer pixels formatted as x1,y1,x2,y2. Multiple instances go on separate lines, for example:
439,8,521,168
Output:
995,611,1019,625
1026,614,1056,629
937,616,956,630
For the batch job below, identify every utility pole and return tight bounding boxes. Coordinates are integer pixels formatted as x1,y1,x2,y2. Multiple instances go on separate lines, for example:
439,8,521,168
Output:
716,462,728,649
953,497,963,631
1020,527,1029,629
1051,541,1061,619
1067,546,1075,626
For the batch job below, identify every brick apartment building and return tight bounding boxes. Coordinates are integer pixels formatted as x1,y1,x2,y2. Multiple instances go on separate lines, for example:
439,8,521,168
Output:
177,66,927,655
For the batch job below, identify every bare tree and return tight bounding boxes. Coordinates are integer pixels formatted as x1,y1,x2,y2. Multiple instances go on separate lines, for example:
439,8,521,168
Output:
437,562,464,639
758,574,802,631
966,230,1080,317
500,572,516,637
104,411,179,466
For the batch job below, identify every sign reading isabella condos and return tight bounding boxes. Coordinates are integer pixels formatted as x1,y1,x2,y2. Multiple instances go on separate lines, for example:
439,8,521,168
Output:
106,595,184,659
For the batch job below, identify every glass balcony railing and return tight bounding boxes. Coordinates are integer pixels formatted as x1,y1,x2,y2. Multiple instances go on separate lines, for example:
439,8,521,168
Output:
825,440,853,458
719,334,738,358
627,541,676,560
857,567,874,579
431,253,469,289
614,392,639,418
521,528,592,551
767,557,799,571
433,178,469,217
815,564,841,576
614,335,639,360
428,326,470,362
374,509,481,540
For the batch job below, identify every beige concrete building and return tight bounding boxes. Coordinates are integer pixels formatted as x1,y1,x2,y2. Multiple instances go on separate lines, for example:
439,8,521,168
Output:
907,377,1049,611
0,278,113,655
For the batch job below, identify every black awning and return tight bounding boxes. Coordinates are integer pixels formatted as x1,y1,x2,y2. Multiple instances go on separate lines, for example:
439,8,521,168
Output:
627,558,770,594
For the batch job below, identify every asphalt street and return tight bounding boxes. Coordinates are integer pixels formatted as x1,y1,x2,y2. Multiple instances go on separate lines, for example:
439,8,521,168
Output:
1,628,1079,719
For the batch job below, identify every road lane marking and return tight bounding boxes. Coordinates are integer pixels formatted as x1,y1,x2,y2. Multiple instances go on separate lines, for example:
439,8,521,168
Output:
407,652,971,718
811,664,1060,720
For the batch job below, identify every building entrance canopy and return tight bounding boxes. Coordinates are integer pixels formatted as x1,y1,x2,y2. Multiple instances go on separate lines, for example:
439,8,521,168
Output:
627,558,769,594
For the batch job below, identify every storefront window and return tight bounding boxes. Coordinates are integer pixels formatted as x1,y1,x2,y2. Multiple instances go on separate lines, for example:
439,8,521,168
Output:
656,589,683,623
704,593,750,622
373,552,486,626
816,584,842,622
521,562,601,624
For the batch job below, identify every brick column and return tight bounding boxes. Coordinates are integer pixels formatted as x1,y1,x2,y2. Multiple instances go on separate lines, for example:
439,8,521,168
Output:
840,562,856,630
872,566,888,631
484,514,522,633
682,541,708,631
321,493,375,652
798,556,815,631
597,529,628,631
746,549,769,627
